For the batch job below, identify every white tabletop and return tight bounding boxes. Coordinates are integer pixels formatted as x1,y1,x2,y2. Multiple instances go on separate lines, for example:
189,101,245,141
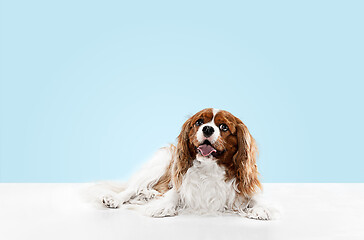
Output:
0,183,363,240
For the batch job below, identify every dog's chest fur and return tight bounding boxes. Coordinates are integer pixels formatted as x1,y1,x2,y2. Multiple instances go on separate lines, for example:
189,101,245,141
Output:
178,155,237,214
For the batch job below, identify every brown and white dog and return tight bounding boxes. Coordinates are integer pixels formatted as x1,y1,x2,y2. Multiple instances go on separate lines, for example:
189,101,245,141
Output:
102,108,273,220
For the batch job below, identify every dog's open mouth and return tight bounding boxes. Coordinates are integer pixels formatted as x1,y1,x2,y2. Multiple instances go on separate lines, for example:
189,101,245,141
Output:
197,140,217,157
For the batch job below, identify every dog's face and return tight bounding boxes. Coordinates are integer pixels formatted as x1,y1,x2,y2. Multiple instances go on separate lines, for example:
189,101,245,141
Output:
186,108,239,160
175,108,261,196
177,108,245,164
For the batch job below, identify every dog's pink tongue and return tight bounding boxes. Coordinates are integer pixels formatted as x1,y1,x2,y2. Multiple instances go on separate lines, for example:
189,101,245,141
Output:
197,144,217,157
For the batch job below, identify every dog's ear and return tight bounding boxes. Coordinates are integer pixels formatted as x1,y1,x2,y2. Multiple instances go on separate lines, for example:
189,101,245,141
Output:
172,117,194,189
233,120,262,197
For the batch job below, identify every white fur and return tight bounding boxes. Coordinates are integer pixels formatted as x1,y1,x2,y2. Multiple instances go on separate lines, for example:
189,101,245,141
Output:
142,188,179,217
179,155,238,214
196,108,220,144
212,108,220,116
102,147,174,207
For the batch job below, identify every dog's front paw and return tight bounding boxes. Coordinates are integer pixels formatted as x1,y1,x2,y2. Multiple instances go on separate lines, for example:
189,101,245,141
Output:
144,202,177,218
245,206,271,220
102,194,120,208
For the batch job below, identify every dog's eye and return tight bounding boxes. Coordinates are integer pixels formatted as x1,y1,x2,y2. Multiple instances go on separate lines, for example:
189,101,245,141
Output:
195,119,204,126
219,124,229,132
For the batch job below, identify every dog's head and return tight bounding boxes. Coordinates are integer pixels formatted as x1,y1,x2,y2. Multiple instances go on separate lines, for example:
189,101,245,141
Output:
174,108,261,196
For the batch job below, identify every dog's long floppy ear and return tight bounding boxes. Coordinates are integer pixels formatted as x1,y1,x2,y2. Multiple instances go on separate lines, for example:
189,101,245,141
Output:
172,117,194,189
233,120,262,197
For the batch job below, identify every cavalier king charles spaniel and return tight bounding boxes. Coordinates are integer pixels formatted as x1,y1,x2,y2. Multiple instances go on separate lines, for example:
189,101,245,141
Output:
101,108,273,220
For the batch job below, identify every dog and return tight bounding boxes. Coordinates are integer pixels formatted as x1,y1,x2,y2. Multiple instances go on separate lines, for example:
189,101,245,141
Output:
101,108,273,220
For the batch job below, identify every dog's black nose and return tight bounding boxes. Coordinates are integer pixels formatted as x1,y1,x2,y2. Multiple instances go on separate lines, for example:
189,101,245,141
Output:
202,126,214,137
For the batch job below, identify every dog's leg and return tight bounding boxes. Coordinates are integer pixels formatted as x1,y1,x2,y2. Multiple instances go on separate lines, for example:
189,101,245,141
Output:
102,147,174,208
143,188,179,217
243,194,275,220
102,188,135,208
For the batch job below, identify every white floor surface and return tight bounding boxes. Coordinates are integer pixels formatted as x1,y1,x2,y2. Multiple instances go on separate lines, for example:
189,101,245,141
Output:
0,183,363,240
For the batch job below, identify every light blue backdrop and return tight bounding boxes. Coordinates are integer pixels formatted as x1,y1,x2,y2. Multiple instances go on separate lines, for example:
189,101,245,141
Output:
1,1,363,182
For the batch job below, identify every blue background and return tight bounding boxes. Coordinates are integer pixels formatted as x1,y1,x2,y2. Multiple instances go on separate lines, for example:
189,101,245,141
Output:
1,1,363,183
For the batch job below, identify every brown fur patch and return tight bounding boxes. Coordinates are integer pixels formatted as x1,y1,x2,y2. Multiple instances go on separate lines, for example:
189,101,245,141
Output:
214,110,262,197
153,156,175,194
172,108,214,189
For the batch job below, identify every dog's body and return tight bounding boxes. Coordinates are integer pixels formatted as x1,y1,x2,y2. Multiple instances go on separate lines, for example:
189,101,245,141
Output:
102,108,273,220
